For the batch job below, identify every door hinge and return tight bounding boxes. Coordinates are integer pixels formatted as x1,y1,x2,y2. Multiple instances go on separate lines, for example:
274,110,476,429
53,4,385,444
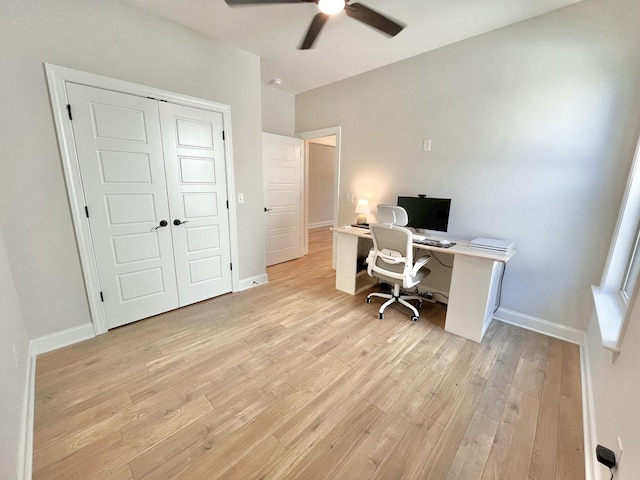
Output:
230,262,233,271
226,200,229,209
66,104,73,120
84,206,89,218
100,291,104,302
222,130,225,141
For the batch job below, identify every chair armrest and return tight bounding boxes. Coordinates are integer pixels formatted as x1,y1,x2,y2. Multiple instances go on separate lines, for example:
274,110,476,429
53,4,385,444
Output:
410,255,431,277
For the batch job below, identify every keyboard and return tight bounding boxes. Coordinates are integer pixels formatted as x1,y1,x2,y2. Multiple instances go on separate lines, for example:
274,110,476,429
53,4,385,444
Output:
414,238,456,248
415,238,439,246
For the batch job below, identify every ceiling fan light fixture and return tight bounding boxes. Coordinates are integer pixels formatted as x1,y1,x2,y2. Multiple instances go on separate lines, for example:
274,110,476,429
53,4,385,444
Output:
318,0,345,15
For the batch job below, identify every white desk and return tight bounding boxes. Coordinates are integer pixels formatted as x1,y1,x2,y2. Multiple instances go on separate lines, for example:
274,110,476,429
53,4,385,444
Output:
333,226,516,343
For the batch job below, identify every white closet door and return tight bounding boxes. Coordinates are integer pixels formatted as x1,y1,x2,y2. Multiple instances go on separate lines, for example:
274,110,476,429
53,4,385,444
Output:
159,103,232,305
66,83,179,328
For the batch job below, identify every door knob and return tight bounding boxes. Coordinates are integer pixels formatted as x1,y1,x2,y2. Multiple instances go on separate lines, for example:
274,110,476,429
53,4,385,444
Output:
264,207,272,212
153,220,168,230
173,219,189,226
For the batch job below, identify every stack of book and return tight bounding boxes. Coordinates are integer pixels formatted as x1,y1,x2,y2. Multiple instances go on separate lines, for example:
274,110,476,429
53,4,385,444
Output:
470,237,514,254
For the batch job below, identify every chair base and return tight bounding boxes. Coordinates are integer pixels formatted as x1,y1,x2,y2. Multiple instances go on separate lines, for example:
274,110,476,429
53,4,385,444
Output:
366,283,423,322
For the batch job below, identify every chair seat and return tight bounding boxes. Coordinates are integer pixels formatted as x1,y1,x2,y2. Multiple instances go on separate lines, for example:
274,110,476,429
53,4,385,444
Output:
372,267,430,289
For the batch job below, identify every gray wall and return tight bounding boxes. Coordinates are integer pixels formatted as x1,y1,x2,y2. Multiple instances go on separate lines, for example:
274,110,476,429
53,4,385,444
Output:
0,227,30,479
296,0,640,331
586,305,640,478
0,0,266,339
262,85,295,137
308,143,335,226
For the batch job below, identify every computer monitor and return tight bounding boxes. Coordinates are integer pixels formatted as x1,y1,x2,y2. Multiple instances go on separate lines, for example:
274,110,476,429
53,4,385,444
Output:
397,196,451,232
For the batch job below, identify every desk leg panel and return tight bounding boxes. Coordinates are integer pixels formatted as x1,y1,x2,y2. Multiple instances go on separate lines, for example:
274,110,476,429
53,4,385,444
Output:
445,255,502,343
335,233,360,295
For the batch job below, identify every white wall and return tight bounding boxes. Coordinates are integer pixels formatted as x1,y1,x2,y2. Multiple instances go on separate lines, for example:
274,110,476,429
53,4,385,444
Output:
586,307,640,479
296,0,640,331
308,143,336,226
0,227,30,479
0,0,266,338
262,85,295,137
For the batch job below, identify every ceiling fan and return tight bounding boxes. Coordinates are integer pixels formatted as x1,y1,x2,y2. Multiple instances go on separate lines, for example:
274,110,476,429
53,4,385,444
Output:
224,0,405,50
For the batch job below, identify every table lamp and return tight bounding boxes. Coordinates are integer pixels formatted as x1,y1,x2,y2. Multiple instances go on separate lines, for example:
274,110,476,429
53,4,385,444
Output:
355,199,370,225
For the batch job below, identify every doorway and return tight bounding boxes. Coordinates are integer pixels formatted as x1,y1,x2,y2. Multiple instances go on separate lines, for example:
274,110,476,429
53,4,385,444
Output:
297,127,342,267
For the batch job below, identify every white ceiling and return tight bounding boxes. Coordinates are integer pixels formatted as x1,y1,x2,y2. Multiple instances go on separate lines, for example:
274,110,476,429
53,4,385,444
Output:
121,0,582,94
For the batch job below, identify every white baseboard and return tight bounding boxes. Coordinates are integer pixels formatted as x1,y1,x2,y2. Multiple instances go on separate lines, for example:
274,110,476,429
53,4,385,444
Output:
493,307,596,479
30,323,95,356
493,307,586,345
308,221,333,229
580,334,598,480
238,273,269,291
17,344,35,480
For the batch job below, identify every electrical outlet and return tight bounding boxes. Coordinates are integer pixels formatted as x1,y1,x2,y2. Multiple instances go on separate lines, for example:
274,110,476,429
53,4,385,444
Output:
422,139,432,152
12,344,20,369
346,192,354,203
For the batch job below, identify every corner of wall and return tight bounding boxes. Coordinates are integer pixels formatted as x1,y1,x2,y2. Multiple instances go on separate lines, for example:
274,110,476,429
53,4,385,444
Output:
16,343,36,480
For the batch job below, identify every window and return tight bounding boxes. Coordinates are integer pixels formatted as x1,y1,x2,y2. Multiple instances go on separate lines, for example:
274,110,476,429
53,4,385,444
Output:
621,225,640,304
592,135,640,355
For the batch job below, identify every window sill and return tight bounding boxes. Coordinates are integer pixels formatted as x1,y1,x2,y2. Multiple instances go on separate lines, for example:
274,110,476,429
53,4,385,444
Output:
591,286,624,353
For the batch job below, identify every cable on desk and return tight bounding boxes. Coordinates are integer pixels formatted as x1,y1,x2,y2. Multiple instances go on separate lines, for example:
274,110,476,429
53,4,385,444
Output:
430,252,453,269
414,249,453,269
401,287,449,302
493,263,507,314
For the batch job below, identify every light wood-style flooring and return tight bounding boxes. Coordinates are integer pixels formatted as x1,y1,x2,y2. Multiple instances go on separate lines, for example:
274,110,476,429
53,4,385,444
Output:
32,227,585,479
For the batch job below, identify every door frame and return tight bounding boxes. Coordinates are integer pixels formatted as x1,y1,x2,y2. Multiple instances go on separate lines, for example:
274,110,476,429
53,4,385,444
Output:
46,63,240,335
296,127,341,265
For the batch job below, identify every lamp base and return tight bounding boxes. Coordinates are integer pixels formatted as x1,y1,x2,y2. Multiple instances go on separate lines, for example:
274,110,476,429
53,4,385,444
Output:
356,214,368,225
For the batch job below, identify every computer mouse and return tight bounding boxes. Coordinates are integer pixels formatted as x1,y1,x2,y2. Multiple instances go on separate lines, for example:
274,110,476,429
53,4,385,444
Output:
439,240,451,246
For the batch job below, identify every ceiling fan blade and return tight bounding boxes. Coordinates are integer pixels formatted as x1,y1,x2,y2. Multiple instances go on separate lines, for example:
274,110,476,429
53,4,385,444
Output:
299,12,329,50
225,0,315,5
344,3,404,37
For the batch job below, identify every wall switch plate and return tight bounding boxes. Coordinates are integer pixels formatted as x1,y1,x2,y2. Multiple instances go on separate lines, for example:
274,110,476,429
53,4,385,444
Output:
422,139,432,152
346,192,354,203
617,436,623,463
237,193,244,204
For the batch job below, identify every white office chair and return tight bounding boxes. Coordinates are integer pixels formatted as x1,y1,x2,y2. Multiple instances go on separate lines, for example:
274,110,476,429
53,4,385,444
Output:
365,205,431,322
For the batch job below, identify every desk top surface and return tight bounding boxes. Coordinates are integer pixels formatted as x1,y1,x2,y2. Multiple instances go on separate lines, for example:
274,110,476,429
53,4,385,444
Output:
333,226,516,263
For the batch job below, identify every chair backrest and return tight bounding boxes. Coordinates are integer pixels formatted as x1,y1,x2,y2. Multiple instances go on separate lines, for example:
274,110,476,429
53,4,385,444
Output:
367,223,415,284
376,204,408,226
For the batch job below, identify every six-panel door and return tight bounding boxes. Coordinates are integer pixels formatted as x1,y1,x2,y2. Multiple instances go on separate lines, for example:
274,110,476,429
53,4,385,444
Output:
263,133,303,266
67,83,231,329
159,103,232,306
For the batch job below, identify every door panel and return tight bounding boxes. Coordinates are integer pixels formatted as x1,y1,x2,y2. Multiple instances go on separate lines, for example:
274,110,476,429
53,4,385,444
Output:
159,103,232,306
66,83,179,329
263,133,303,266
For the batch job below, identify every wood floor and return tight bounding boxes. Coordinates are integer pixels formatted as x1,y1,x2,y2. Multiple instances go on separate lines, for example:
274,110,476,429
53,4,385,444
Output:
32,227,585,480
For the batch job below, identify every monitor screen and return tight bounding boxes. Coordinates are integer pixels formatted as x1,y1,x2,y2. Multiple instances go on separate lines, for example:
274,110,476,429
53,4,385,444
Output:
397,196,451,232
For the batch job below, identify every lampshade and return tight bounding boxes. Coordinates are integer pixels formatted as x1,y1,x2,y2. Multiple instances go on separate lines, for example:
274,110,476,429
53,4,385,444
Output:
355,198,370,214
355,199,370,225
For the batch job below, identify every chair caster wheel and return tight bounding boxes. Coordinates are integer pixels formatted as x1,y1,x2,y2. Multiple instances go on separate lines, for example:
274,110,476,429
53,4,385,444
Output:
411,316,419,322
378,313,384,320
366,297,371,304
